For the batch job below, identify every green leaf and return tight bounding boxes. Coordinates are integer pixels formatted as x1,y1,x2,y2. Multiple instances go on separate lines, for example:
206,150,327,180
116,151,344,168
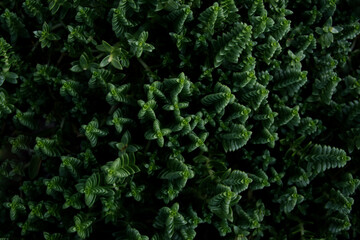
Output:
34,137,62,157
208,186,240,222
102,153,140,184
69,213,95,239
4,71,18,84
100,55,111,67
111,58,123,70
81,118,108,147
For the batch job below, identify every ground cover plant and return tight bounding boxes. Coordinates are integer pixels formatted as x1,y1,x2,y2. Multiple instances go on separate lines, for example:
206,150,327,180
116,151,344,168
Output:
1,0,360,239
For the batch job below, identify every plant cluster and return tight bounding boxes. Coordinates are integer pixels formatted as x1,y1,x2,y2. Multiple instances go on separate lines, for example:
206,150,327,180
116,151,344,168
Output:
0,0,360,239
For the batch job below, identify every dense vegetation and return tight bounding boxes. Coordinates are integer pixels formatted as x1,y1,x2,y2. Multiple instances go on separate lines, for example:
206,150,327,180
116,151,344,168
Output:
1,0,360,239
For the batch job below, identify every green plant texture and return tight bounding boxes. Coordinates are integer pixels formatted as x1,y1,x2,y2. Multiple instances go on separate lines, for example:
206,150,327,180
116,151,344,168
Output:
1,0,360,239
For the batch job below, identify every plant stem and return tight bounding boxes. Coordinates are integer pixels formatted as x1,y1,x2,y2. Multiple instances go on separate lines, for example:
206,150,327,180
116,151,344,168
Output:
144,140,151,153
137,58,152,73
299,222,305,240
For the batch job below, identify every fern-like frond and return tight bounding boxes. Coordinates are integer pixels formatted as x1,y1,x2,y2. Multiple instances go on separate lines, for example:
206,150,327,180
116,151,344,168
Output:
212,22,252,67
304,144,350,174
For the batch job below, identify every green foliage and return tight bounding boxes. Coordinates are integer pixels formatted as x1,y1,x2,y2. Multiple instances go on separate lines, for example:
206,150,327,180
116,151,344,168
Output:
138,99,157,120
0,38,19,86
97,41,130,70
81,118,108,147
33,22,60,48
304,144,350,174
43,232,63,240
201,82,235,114
8,135,32,153
159,156,194,192
68,213,96,239
197,2,225,36
111,1,136,38
153,203,187,239
75,173,109,208
34,137,62,157
13,109,36,130
144,119,171,147
44,176,66,195
106,83,131,105
0,91,14,117
60,156,81,178
0,9,29,43
69,52,97,72
275,186,304,213
222,170,252,194
107,109,134,134
212,22,252,67
124,225,149,240
220,123,252,152
208,185,240,221
75,6,97,28
101,152,140,184
23,0,46,23
0,0,360,239
127,31,155,58
3,195,26,221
